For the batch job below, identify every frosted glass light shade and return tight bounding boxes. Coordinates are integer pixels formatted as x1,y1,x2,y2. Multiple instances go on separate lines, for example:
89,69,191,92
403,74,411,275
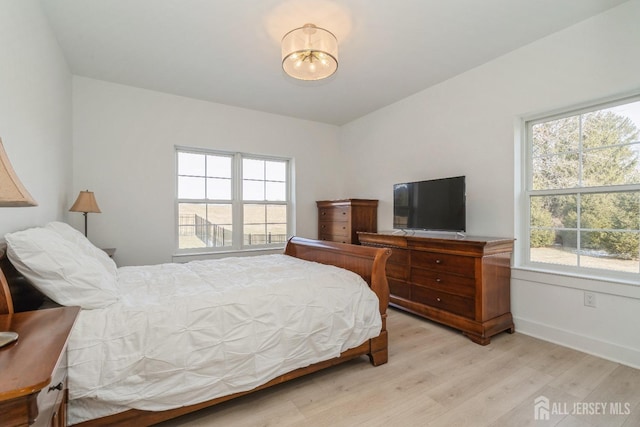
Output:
282,23,338,81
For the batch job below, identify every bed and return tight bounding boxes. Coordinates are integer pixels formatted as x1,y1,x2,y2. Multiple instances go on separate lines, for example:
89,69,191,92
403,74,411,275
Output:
0,222,391,426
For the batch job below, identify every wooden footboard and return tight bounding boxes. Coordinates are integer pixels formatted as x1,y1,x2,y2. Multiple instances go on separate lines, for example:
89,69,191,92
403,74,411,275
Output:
0,238,391,426
284,237,391,366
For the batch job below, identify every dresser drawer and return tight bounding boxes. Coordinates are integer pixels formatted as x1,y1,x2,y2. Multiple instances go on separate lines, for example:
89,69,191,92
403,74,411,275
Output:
389,278,410,299
360,244,408,279
318,233,352,244
411,268,475,298
319,221,349,237
388,247,408,264
411,251,475,277
412,285,475,319
386,261,409,280
318,206,350,221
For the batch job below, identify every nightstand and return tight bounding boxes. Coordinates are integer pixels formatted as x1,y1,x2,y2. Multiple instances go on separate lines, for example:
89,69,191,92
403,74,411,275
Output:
0,306,79,427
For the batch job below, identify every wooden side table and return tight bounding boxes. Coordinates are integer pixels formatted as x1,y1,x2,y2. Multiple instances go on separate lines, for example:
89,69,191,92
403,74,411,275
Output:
0,306,79,426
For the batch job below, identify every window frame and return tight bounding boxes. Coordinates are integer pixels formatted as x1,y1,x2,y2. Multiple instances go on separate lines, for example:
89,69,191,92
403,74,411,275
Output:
520,94,640,283
175,146,293,254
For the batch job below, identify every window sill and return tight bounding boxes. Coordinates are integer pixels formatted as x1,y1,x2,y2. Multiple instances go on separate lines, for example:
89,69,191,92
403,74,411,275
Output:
512,265,640,299
172,246,285,263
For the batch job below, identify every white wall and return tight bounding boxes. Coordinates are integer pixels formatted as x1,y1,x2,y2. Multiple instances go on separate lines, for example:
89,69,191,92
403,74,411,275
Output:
0,0,72,237
339,1,640,368
72,77,342,266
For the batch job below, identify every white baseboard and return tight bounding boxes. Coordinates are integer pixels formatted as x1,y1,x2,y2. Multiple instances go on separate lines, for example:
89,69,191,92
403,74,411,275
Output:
514,316,640,370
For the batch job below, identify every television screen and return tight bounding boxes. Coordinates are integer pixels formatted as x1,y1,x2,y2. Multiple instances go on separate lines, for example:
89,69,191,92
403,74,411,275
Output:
393,176,466,232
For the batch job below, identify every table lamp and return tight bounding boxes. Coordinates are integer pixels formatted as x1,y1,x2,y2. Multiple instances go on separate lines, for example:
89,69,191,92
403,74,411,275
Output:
69,190,101,237
0,137,37,347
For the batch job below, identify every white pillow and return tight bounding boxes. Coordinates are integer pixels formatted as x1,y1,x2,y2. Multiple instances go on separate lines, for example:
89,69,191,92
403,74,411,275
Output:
5,227,119,309
45,221,117,277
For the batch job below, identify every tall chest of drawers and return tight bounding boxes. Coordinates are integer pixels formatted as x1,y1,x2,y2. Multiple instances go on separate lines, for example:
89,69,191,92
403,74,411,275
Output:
316,199,378,244
358,231,514,345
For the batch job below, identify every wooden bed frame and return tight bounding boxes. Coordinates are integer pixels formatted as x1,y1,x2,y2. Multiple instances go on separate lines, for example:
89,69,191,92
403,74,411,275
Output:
0,236,391,426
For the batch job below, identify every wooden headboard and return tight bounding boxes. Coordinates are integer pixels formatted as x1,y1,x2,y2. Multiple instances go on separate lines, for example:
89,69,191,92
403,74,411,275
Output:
0,243,47,314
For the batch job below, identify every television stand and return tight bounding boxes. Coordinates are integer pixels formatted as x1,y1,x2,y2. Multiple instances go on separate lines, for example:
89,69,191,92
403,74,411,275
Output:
357,231,514,345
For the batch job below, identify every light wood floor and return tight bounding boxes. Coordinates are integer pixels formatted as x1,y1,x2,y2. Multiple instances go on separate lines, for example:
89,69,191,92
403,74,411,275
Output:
159,308,640,427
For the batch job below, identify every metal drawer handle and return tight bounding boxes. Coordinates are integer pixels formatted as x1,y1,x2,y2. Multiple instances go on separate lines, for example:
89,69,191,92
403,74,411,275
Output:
48,382,63,392
435,278,441,283
436,297,441,302
435,259,442,264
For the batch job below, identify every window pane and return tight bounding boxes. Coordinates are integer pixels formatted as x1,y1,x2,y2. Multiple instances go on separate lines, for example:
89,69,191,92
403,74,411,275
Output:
583,145,640,187
178,203,232,249
206,177,231,200
582,106,640,149
178,176,205,199
530,230,577,267
178,152,205,176
266,204,287,224
581,192,640,230
243,180,264,200
266,224,288,243
580,231,639,273
532,153,579,190
266,182,286,201
266,161,286,181
206,204,233,247
530,195,577,228
243,204,286,245
206,155,232,178
243,158,264,180
243,204,266,245
244,225,267,245
244,204,265,224
178,203,204,248
532,116,579,156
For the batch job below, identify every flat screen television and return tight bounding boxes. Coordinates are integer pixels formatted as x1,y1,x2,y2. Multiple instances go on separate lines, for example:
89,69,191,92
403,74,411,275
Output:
393,176,466,232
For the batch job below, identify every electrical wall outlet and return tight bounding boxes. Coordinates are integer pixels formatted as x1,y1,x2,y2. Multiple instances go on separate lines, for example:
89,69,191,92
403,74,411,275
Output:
584,291,597,308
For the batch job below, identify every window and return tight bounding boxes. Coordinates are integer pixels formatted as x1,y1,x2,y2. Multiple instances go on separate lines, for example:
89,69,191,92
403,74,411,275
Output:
176,147,291,252
523,96,640,279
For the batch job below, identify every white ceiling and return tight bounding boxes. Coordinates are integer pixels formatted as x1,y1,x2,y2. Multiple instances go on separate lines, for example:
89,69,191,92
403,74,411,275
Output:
39,0,628,126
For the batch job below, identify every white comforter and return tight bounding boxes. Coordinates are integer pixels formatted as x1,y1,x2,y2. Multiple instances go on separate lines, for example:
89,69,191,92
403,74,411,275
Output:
67,254,381,423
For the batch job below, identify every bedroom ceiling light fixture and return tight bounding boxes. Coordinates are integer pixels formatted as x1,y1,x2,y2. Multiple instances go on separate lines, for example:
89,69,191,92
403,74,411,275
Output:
0,138,37,207
281,23,338,81
69,190,101,237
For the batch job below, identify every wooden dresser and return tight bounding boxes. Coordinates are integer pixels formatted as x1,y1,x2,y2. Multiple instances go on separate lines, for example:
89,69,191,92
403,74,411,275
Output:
317,199,378,244
0,306,79,427
358,231,514,345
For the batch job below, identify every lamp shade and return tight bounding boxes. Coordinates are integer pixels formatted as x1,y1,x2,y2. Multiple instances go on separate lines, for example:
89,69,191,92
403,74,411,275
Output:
0,138,37,207
282,23,338,81
69,191,101,214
